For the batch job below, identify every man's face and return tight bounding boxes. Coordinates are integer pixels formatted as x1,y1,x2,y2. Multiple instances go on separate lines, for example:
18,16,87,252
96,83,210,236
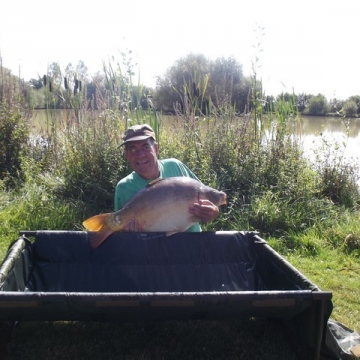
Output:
124,138,159,179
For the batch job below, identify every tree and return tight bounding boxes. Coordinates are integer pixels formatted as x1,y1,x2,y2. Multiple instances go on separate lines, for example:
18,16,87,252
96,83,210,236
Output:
342,100,357,117
29,77,44,90
208,56,244,110
347,95,360,115
304,94,329,115
154,54,247,114
296,93,311,113
154,53,210,114
153,75,179,113
233,77,252,113
329,98,345,114
47,62,62,86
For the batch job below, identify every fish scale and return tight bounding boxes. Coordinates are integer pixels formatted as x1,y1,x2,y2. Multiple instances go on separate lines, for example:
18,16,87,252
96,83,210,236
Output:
83,177,227,249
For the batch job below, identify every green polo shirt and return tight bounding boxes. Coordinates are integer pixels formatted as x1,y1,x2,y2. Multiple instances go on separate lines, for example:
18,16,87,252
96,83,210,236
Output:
114,158,201,232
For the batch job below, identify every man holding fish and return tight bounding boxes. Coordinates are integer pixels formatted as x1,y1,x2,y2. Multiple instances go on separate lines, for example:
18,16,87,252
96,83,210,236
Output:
83,124,226,248
115,124,222,232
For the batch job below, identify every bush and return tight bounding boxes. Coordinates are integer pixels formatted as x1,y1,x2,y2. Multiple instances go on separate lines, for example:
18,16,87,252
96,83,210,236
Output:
60,110,128,213
0,101,30,185
342,100,358,117
313,133,360,208
305,94,330,115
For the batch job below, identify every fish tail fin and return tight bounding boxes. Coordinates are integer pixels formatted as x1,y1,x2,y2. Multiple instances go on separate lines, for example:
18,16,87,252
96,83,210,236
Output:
89,228,114,249
83,213,114,248
83,213,111,232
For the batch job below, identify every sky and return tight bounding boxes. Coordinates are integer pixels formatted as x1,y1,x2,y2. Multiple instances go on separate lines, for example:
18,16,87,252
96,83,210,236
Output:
1,0,360,100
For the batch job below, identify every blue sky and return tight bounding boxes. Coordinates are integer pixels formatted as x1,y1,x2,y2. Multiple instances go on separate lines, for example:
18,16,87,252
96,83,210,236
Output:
1,0,359,100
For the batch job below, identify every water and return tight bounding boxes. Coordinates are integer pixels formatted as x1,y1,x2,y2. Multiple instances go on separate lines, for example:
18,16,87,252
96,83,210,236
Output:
300,116,360,164
31,110,360,181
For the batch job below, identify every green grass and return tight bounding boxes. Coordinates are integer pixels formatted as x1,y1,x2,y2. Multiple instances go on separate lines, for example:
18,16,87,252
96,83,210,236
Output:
284,251,360,334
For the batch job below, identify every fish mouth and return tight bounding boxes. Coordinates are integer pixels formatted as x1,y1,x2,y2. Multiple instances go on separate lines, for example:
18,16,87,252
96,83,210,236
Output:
220,193,227,205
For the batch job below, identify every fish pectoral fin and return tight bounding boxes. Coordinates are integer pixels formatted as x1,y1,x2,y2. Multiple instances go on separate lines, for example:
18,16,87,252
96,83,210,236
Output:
89,228,114,249
83,213,111,231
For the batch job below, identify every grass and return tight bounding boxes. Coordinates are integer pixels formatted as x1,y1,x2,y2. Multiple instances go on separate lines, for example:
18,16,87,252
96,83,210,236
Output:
284,251,360,334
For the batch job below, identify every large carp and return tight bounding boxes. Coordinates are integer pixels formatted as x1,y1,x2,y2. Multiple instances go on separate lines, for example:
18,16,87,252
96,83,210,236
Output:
83,177,227,249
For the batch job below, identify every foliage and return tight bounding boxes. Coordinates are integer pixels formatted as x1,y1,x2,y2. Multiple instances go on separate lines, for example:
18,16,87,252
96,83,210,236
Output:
341,99,358,117
0,71,30,185
37,56,159,213
347,95,360,114
60,110,128,212
329,97,345,114
0,177,85,257
304,94,330,115
153,54,249,114
208,56,247,112
312,126,360,208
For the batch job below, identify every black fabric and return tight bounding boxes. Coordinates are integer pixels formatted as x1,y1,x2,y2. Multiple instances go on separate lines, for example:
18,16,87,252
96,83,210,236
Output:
28,231,265,293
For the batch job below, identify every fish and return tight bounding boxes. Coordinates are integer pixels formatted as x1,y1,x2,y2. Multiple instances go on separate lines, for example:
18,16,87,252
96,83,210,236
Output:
83,177,227,249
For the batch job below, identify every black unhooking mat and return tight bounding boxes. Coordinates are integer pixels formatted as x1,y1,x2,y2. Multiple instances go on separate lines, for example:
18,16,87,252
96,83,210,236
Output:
27,230,265,293
0,230,359,360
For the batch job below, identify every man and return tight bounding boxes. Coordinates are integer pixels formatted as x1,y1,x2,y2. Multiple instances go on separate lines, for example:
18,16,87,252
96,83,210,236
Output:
115,124,220,232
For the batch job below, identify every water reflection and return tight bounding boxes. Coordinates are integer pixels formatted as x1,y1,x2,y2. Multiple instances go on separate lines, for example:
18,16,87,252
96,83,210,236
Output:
301,116,360,138
300,116,360,159
299,116,360,186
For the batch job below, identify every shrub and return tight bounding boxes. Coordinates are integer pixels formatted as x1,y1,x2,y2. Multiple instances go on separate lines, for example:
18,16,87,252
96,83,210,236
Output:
305,94,330,115
313,132,360,208
60,110,128,213
0,101,30,185
342,100,358,117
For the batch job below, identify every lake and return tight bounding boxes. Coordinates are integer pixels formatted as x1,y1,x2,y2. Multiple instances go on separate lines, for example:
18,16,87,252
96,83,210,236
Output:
31,110,360,179
300,115,360,164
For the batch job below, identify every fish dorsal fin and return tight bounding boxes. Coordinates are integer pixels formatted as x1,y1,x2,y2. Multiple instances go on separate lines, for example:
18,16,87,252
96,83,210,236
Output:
147,178,164,187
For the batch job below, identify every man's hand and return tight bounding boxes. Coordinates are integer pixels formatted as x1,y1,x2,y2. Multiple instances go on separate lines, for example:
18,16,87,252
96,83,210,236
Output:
123,218,143,232
189,199,219,223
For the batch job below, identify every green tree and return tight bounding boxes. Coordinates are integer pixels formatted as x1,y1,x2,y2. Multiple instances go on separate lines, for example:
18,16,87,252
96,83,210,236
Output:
0,101,30,185
232,77,252,114
48,62,62,86
208,56,244,111
347,95,360,115
154,54,248,114
29,77,44,90
342,100,357,117
154,53,209,113
304,94,329,115
64,60,88,94
329,98,345,114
